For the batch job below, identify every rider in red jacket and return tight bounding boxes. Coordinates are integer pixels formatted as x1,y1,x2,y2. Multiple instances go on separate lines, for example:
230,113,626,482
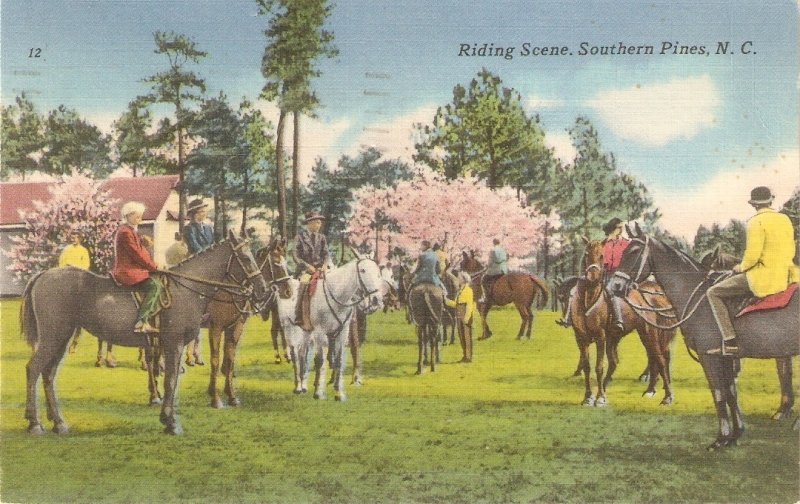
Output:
111,202,162,333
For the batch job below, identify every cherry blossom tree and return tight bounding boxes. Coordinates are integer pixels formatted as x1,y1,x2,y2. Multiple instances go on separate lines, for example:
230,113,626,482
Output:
347,173,547,268
5,173,119,283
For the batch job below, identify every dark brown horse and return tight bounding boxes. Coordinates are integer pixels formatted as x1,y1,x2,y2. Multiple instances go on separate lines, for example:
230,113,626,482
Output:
569,239,677,406
459,251,549,341
700,245,795,421
255,239,292,365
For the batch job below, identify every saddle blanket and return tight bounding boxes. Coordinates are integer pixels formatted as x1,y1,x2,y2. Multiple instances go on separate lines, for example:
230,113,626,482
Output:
736,283,798,318
308,270,322,297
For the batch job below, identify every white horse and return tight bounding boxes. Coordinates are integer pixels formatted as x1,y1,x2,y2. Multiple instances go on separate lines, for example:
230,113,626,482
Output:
276,257,386,401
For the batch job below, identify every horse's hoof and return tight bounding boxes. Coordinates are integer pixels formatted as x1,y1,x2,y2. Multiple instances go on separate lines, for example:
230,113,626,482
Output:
52,422,70,435
415,369,423,375
211,397,224,408
582,397,595,407
335,394,347,402
643,391,656,399
660,396,674,406
163,424,184,436
150,398,162,406
274,356,282,364
293,389,303,395
638,373,650,383
595,397,608,408
228,397,241,407
792,418,799,431
105,359,117,369
28,423,45,435
140,361,148,371
352,378,363,386
707,438,736,451
313,392,326,400
95,360,102,368
284,354,292,363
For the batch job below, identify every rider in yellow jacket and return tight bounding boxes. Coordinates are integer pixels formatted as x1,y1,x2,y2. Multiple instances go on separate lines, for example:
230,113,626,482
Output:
706,186,798,355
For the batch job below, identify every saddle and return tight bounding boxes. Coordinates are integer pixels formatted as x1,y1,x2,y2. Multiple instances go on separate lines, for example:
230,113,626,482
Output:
735,283,798,318
130,275,171,331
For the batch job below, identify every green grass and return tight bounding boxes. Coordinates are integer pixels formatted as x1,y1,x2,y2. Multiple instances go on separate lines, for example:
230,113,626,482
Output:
1,299,798,503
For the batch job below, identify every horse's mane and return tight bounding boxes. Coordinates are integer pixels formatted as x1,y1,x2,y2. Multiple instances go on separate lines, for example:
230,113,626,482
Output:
169,239,231,270
648,235,703,272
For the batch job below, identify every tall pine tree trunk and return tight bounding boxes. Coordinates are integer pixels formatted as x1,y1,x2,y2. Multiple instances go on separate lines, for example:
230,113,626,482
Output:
275,109,288,239
291,111,301,238
240,169,250,237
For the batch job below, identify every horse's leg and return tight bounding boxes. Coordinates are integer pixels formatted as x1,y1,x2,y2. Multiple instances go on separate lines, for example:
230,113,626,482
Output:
336,335,349,402
430,324,437,372
699,355,737,450
350,321,362,386
526,298,536,340
416,326,424,375
602,336,620,389
143,343,161,405
594,333,608,407
42,336,71,434
223,322,244,407
724,357,745,442
478,304,492,340
773,357,795,420
138,347,148,371
270,316,282,364
313,336,328,400
105,342,116,368
159,340,184,435
208,323,224,408
655,331,674,406
95,339,104,367
513,300,528,340
578,342,593,406
281,326,290,363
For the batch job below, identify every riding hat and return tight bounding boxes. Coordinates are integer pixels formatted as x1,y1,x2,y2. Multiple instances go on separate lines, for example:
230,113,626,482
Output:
602,217,624,235
187,199,209,215
748,186,774,206
303,211,325,224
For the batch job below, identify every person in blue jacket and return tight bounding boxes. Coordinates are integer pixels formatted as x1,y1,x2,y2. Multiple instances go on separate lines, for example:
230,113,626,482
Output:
182,198,214,365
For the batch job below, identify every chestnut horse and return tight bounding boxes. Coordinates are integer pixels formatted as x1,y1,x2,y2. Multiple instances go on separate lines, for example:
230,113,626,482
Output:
569,239,677,406
458,251,549,341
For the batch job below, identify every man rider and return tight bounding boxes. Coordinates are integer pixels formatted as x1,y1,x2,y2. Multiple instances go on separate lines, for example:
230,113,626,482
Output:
294,211,332,332
411,240,446,293
706,187,798,355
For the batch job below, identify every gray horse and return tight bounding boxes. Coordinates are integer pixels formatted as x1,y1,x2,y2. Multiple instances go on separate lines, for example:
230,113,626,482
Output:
608,224,799,450
21,231,268,435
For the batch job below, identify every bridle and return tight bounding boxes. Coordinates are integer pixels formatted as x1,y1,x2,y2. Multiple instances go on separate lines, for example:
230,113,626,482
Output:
321,258,381,333
163,240,268,316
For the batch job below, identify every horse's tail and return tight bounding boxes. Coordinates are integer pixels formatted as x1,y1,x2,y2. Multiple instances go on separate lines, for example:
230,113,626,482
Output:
422,289,441,327
20,271,46,347
529,274,550,310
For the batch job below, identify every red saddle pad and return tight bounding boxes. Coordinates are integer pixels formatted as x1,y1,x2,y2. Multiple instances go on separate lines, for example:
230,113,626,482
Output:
736,283,798,318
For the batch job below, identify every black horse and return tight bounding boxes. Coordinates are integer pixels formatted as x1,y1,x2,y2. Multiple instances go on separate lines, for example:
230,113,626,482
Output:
21,231,268,435
608,224,799,449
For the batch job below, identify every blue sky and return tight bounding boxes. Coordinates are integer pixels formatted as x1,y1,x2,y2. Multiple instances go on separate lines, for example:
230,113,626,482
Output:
3,0,798,238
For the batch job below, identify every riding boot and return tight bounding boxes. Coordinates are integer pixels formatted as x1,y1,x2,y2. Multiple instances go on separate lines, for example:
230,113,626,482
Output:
298,283,314,332
611,295,626,333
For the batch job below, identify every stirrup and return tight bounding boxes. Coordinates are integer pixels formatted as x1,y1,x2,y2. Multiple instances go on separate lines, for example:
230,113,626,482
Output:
707,338,738,356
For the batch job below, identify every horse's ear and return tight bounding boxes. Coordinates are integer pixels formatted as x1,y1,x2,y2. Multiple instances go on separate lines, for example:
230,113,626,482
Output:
581,235,590,245
462,251,469,260
470,250,476,258
634,222,643,237
624,224,633,238
712,244,721,260
227,230,238,242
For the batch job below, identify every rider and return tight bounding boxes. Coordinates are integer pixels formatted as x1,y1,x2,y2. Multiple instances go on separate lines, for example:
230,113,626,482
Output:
182,198,214,365
479,238,508,304
111,201,162,334
706,187,798,355
293,211,332,332
557,218,629,331
411,240,446,293
602,217,630,333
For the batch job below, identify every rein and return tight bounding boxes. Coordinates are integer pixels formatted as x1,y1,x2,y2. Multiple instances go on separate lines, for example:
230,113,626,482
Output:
321,258,380,334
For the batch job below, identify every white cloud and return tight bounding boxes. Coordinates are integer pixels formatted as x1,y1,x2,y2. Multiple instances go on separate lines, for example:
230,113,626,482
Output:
587,75,720,146
347,105,438,165
653,149,800,240
525,95,564,111
544,131,576,164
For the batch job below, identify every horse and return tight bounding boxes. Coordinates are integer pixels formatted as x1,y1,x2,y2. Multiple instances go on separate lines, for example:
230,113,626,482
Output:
275,257,385,401
608,223,799,449
255,239,292,365
408,283,445,374
569,239,677,407
20,231,269,435
459,251,549,340
202,237,291,409
440,270,465,346
700,245,795,422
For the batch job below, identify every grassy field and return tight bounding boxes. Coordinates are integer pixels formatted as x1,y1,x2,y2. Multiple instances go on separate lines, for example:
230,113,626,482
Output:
1,298,798,503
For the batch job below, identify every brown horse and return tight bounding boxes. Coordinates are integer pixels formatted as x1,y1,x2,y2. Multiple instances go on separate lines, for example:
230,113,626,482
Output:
569,239,677,406
700,246,795,421
458,251,549,341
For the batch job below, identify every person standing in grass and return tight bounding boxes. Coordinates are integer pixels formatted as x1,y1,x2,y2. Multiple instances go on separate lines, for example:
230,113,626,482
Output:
444,271,477,363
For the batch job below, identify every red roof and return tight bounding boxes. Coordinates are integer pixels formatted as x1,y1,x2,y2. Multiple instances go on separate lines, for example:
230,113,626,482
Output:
0,175,179,226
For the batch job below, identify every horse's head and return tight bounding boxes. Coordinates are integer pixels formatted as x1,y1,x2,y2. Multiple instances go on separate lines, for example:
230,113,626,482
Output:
700,245,739,271
352,257,385,314
582,236,605,284
227,230,270,303
256,236,292,300
459,250,483,274
606,223,653,298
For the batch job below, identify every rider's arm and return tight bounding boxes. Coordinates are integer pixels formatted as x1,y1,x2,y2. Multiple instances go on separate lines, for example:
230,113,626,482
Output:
119,229,158,271
738,218,765,273
183,225,203,255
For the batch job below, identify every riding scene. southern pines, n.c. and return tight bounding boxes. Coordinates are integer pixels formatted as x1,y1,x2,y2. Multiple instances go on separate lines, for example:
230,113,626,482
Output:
1,1,798,503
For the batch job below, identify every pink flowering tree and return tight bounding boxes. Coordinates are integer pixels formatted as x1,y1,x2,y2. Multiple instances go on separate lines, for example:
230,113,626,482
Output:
347,173,547,269
6,173,119,283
